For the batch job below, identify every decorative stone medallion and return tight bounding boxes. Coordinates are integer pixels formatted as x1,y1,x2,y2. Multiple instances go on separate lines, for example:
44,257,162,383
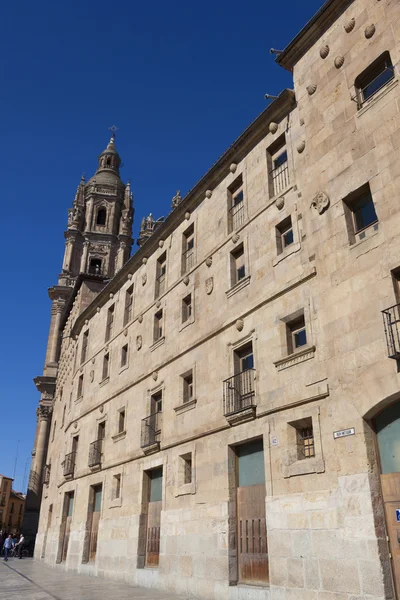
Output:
232,233,240,244
320,45,329,59
141,273,147,286
109,293,114,299
136,335,142,350
185,212,191,220
236,319,244,332
334,55,345,69
142,257,148,265
269,122,278,134
99,405,104,413
123,328,128,337
306,84,317,96
90,370,94,382
156,300,161,308
230,163,237,173
205,190,212,198
152,371,158,381
297,140,306,153
74,422,78,429
138,314,143,323
344,17,355,33
311,191,330,214
276,196,285,210
365,24,376,38
183,276,190,286
206,256,213,268
206,277,214,295
159,240,164,248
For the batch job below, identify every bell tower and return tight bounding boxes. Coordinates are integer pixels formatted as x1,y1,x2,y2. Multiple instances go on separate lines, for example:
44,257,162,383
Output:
23,135,133,540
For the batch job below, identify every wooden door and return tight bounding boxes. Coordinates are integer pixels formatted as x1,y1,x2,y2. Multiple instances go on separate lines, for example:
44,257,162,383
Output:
237,439,268,585
146,468,162,567
381,473,400,598
89,486,102,562
61,494,74,562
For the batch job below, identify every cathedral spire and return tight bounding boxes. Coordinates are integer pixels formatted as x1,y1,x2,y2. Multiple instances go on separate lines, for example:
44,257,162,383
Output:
96,134,121,176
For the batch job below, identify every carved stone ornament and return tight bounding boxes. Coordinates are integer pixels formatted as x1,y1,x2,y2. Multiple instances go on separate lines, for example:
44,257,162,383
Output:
334,55,345,69
136,335,142,350
206,256,213,267
99,405,104,413
127,274,133,281
311,191,330,214
269,122,278,134
297,141,306,154
85,319,89,325
230,163,237,174
152,371,158,381
156,300,161,308
90,370,94,382
141,273,147,286
74,422,78,429
123,328,128,337
320,45,329,59
236,319,244,332
38,406,53,421
171,190,183,209
206,276,214,295
159,240,164,248
109,293,114,299
185,212,191,221
183,276,190,286
344,17,355,33
306,84,317,96
92,357,96,364
142,257,148,265
205,189,212,199
365,24,376,38
276,196,285,210
232,233,240,244
138,314,143,323
96,307,101,313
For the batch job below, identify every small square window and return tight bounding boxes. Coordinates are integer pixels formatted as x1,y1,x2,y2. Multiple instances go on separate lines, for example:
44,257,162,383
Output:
290,417,315,460
102,353,110,380
182,294,192,323
121,344,128,368
355,52,394,107
276,216,294,255
286,315,307,354
112,474,121,500
118,409,125,434
230,244,246,286
183,371,194,403
181,453,192,484
343,184,378,243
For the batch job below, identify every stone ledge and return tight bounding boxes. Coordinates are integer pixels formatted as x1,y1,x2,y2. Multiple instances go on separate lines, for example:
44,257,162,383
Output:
142,441,160,455
273,345,316,371
150,337,165,352
112,430,126,442
174,398,197,415
357,78,398,118
226,275,251,299
225,405,256,427
283,456,325,478
99,376,110,388
272,242,301,267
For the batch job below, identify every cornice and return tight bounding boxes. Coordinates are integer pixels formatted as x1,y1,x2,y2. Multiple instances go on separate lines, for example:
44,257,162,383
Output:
71,89,296,338
276,0,354,71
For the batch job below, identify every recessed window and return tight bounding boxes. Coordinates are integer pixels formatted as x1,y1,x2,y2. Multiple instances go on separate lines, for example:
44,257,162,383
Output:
151,390,163,415
81,330,89,364
267,134,289,198
89,258,102,275
155,253,167,298
355,51,394,108
343,183,378,243
181,453,192,484
290,417,315,460
230,244,246,286
102,353,110,380
77,374,84,398
118,409,126,434
276,216,294,254
121,344,128,368
154,310,163,342
228,175,245,233
287,315,307,354
182,224,195,274
96,208,107,226
105,305,115,342
123,285,134,326
183,371,194,404
113,474,121,500
182,294,192,324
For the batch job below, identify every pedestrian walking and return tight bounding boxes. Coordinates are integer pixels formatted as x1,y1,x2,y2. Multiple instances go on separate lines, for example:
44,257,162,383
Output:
15,533,25,559
3,535,13,561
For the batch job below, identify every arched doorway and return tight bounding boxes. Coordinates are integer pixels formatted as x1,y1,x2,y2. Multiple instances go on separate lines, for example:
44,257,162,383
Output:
375,401,400,597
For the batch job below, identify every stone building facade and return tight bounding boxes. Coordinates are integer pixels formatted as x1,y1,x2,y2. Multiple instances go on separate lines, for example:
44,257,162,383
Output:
4,491,26,534
31,0,400,598
0,475,14,531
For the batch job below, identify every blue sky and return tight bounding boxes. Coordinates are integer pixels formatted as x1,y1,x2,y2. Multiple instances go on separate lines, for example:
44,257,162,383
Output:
1,0,324,491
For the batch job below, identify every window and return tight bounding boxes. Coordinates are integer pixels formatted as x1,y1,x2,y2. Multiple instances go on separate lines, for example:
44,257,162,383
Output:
89,258,102,275
355,52,395,108
230,244,246,286
102,353,110,380
118,409,126,434
151,391,163,414
112,474,121,500
228,175,245,233
182,294,192,324
10,502,14,514
234,342,254,374
120,344,128,368
123,285,134,326
276,216,294,254
77,373,83,398
155,253,167,298
182,225,195,274
52,420,57,442
181,453,192,484
96,208,107,226
343,184,378,243
8,515,12,526
267,135,289,197
154,310,163,342
61,405,66,428
291,417,315,460
81,330,89,364
183,371,194,403
105,305,115,342
287,315,307,354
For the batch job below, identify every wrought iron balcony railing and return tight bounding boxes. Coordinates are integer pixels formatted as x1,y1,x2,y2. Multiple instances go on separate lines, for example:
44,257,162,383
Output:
223,369,256,417
88,440,102,468
382,304,400,359
42,464,51,485
141,412,161,449
270,161,289,197
63,451,76,477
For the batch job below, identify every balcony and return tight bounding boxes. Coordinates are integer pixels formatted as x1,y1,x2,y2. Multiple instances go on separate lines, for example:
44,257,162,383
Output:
382,304,400,359
42,464,51,486
223,369,256,426
141,412,161,454
270,160,289,197
63,452,76,478
88,440,102,469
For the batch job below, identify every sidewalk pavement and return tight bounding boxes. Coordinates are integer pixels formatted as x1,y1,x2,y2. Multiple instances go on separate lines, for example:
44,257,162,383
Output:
0,557,193,600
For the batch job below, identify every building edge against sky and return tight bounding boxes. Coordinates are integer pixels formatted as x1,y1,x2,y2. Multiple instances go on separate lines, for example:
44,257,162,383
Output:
25,0,400,598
